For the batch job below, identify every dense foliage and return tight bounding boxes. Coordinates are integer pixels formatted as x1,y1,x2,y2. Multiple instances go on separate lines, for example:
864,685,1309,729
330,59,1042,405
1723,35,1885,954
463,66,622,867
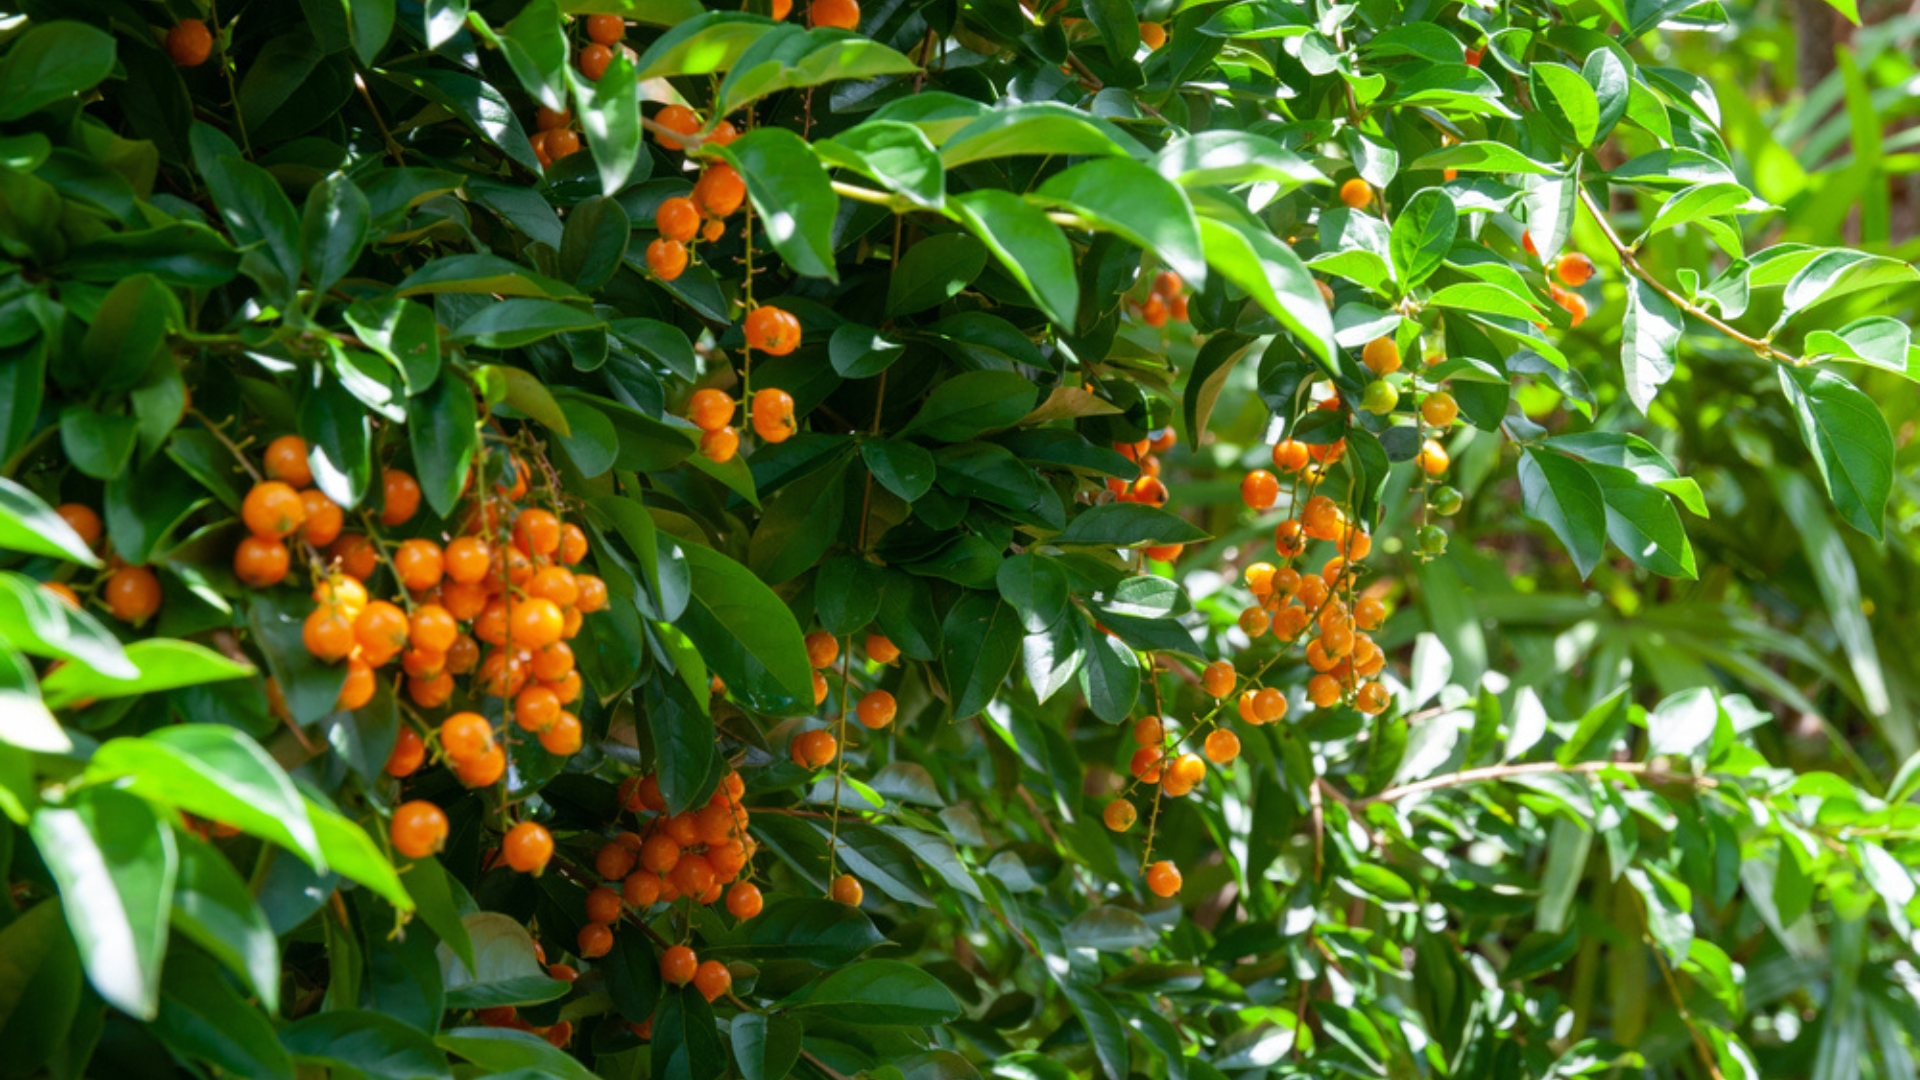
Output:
2,0,1919,1077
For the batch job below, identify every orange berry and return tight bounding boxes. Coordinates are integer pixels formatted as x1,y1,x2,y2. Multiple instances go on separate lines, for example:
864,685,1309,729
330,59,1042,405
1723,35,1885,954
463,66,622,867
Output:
303,606,355,661
596,841,638,881
39,582,78,608
406,603,456,653
660,944,698,985
380,470,421,526
1140,295,1168,327
509,597,565,649
390,801,448,859
338,657,376,711
1354,596,1387,631
558,523,588,566
1144,542,1183,563
1362,336,1401,375
574,575,608,613
656,197,700,243
586,13,625,42
700,426,739,464
577,923,614,959
1130,746,1165,783
166,19,213,66
1238,605,1270,637
1253,687,1288,724
646,238,688,281
264,435,312,487
702,218,726,242
1145,860,1182,898
809,0,860,28
653,104,701,150
527,566,578,608
1163,752,1205,796
1139,20,1166,49
688,389,734,432
726,881,763,919
386,728,426,777
1271,439,1309,473
103,564,162,622
242,481,306,540
1522,230,1538,258
456,744,507,787
694,960,732,1003
1102,799,1136,832
743,305,801,356
830,873,863,905
865,633,900,664
855,689,896,729
1241,470,1279,510
539,710,583,755
514,684,562,733
440,712,494,763
355,600,410,662
693,163,747,218
805,630,839,669
1132,715,1164,747
790,728,837,769
299,490,343,546
503,821,555,874
1417,439,1450,477
751,388,796,444
55,504,103,549
578,42,612,80
445,537,491,584
531,641,575,682
536,106,572,131
393,539,444,592
1421,391,1459,428
670,852,715,897
1204,729,1241,764
1339,178,1372,209
1556,252,1594,287
1245,562,1277,597
1274,519,1306,558
513,509,561,557
624,871,663,909
1201,660,1235,698
1465,46,1484,66
234,535,290,587
408,670,455,709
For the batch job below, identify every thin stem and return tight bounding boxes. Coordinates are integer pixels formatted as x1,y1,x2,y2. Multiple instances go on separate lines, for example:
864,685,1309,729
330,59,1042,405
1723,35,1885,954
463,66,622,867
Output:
1577,187,1802,367
187,409,264,483
825,635,853,886
1650,926,1727,1080
354,71,407,166
209,0,251,157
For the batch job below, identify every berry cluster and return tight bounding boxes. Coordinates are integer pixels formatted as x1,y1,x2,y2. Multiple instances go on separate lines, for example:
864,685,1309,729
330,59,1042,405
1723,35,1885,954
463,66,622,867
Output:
681,307,803,464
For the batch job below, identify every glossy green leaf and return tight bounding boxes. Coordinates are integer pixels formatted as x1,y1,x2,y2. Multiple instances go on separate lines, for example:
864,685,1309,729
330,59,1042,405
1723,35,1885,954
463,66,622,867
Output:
30,789,176,1020
1779,365,1892,540
714,127,839,281
950,190,1079,328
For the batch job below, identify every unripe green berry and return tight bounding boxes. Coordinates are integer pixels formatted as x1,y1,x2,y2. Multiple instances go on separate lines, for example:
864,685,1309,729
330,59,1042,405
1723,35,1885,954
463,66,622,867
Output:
1360,379,1398,415
1430,485,1463,516
1417,524,1448,555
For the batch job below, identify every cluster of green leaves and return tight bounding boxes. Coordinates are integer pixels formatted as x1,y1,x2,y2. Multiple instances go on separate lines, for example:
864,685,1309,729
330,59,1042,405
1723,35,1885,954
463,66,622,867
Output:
2,0,1919,1077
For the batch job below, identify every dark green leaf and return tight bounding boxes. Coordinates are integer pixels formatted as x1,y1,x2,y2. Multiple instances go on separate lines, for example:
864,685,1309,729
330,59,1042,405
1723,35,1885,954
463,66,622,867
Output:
714,128,839,281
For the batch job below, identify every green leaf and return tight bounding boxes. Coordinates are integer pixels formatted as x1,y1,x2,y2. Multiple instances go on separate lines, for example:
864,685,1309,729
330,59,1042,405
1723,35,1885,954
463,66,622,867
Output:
438,1027,599,1080
0,649,68,754
887,233,988,316
190,126,303,302
151,949,294,1080
815,121,944,209
1389,189,1456,289
0,898,82,1078
303,174,370,293
558,196,631,292
1078,617,1140,723
571,47,643,195
1779,366,1892,540
30,788,176,1020
734,897,885,965
301,373,373,509
781,960,964,1025
603,931,662,1024
1805,317,1912,377
1531,63,1601,146
1584,462,1696,578
455,301,602,349
400,855,474,972
282,1009,452,1080
1518,448,1607,579
0,476,102,566
1038,157,1207,289
748,454,850,585
714,127,839,281
678,542,815,714
630,12,775,80
996,553,1070,633
438,913,569,1008
1051,504,1210,548
396,253,581,298
862,438,935,501
1408,141,1559,175
58,406,137,481
1545,431,1706,516
1427,282,1545,322
307,800,413,911
939,103,1145,167
950,190,1079,328
41,640,253,709
495,0,568,110
653,988,727,1080
87,724,322,868
409,371,478,519
1154,130,1325,191
732,1013,803,1080
345,296,442,394
941,593,1023,719
0,22,116,121
647,680,715,813
899,371,1038,442
1196,215,1335,366
716,27,919,117
78,273,175,393
1771,468,1889,716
